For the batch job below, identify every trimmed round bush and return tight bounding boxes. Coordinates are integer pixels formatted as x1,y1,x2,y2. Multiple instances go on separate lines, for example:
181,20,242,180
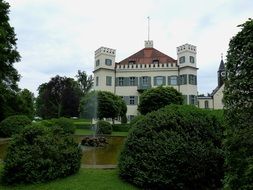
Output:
1,123,82,185
119,105,224,189
0,115,32,137
96,120,112,135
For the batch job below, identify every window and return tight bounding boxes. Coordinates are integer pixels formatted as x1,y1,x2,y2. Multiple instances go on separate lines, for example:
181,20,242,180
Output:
128,115,135,121
129,96,135,105
106,76,112,86
142,76,148,85
189,74,197,85
190,56,195,63
179,56,185,63
189,95,197,105
204,101,209,109
119,77,124,86
154,76,165,86
96,59,100,66
179,75,187,85
105,59,112,66
130,77,137,86
168,76,178,85
183,95,188,104
96,76,99,86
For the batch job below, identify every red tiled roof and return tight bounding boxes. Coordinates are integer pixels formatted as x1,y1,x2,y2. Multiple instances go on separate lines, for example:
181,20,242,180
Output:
117,47,177,65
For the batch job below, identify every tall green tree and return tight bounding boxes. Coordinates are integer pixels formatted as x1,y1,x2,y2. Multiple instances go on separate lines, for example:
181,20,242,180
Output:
0,0,21,121
80,91,127,122
75,70,93,96
138,86,183,115
223,18,253,190
36,75,81,119
17,89,35,120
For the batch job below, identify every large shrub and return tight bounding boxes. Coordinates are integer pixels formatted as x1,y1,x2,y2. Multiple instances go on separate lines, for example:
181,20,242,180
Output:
0,115,31,137
119,105,224,189
96,120,112,135
1,123,82,184
138,86,183,115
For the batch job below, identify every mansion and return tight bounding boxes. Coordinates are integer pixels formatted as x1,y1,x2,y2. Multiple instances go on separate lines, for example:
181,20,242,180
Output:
93,40,224,121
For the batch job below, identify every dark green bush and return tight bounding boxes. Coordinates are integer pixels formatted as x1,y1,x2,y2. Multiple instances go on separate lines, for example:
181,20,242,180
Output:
138,86,183,115
41,117,75,134
112,124,131,132
96,120,112,135
0,115,32,137
129,115,145,127
1,123,82,185
119,105,224,189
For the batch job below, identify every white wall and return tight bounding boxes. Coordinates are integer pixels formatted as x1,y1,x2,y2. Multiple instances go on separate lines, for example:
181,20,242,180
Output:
213,85,224,109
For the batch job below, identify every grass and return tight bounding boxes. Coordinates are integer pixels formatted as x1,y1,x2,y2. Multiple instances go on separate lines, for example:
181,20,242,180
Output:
0,168,138,190
74,129,129,137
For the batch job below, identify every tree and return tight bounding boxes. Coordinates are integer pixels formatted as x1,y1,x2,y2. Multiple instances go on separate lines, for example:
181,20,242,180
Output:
223,18,253,189
80,91,127,122
36,75,81,119
138,86,183,115
75,70,93,96
0,0,21,121
17,89,35,120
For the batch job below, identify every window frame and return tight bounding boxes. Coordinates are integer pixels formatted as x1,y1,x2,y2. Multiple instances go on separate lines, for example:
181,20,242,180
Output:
106,76,112,86
105,59,112,66
179,56,185,63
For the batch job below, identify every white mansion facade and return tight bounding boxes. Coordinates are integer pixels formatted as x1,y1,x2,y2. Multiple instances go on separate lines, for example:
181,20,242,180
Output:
93,40,200,120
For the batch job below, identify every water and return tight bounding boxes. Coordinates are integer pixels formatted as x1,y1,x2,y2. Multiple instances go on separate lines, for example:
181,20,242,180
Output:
0,136,125,165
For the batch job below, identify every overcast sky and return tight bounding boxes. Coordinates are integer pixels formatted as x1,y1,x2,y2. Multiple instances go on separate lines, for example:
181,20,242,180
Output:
7,0,253,96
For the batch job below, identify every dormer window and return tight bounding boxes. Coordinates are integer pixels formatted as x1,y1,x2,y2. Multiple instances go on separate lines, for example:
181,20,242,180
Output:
105,59,112,66
179,56,185,63
190,56,195,63
153,59,159,64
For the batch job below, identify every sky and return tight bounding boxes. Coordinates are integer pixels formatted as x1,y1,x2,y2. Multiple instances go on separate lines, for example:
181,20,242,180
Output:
7,0,253,96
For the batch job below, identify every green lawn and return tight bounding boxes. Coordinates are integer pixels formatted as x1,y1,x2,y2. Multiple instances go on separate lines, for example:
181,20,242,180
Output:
75,129,129,137
0,168,138,190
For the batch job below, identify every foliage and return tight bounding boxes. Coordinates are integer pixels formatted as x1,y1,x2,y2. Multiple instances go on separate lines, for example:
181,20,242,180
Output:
112,124,131,132
129,115,145,126
36,75,81,119
75,70,94,96
0,115,31,137
138,86,183,115
121,115,127,124
17,89,35,120
223,18,253,189
119,105,224,189
41,117,75,134
80,91,127,121
96,120,112,135
1,123,82,185
0,0,21,121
